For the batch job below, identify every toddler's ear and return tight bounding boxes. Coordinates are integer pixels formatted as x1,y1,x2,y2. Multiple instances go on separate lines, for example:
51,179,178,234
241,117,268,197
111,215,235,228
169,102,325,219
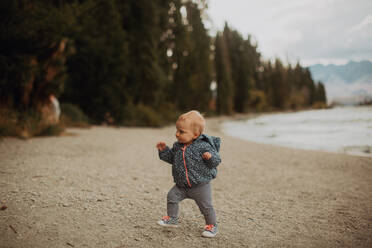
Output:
193,132,200,139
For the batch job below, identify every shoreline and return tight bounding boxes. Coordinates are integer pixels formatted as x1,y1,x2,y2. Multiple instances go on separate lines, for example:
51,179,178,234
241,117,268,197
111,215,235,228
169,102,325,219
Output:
216,107,372,158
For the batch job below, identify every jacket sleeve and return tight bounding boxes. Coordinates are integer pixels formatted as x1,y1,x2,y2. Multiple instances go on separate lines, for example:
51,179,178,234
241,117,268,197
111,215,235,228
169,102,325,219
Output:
203,144,221,168
158,143,176,165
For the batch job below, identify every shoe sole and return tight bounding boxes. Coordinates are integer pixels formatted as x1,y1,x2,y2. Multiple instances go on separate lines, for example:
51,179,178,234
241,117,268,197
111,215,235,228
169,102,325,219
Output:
202,231,217,238
156,221,178,228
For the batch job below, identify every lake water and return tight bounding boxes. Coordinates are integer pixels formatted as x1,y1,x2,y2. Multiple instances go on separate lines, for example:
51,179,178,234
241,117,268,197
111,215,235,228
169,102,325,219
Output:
222,106,372,157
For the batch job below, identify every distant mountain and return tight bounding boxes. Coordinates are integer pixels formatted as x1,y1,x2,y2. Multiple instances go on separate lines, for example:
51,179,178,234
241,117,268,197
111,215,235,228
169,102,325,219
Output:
309,60,372,105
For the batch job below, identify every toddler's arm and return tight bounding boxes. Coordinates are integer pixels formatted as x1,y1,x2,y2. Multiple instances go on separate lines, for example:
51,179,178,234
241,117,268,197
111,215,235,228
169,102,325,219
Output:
202,152,212,160
156,141,167,151
157,141,174,164
201,146,221,168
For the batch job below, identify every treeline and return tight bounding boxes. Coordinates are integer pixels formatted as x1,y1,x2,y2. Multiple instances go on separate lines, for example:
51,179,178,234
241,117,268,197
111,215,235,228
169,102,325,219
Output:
215,24,327,114
0,0,326,129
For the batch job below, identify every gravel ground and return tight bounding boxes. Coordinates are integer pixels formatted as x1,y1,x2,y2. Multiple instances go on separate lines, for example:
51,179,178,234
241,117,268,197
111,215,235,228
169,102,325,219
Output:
1,118,372,248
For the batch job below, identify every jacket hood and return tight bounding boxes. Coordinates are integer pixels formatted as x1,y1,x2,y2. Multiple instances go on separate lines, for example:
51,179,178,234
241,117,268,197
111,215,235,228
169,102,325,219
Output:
199,134,221,152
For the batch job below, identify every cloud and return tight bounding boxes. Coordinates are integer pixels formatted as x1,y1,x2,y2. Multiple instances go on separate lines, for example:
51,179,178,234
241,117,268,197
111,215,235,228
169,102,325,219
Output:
287,1,372,63
348,14,372,33
208,0,372,65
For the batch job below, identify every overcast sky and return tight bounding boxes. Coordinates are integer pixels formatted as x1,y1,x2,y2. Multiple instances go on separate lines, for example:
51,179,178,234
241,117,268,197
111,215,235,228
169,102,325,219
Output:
207,0,372,66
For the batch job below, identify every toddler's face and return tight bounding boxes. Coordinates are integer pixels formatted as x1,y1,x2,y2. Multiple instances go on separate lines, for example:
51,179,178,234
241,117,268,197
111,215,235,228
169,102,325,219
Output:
175,119,198,144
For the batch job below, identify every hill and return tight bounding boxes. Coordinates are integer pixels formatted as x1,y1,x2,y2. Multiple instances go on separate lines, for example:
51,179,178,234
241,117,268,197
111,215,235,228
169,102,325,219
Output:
309,60,372,105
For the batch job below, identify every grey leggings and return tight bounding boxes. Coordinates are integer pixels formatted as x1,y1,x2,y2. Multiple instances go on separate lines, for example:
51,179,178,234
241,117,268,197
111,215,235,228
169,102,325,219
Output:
167,183,217,225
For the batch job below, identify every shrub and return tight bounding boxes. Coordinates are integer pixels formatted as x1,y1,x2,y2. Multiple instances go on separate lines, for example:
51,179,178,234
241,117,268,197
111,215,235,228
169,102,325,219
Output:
119,104,163,127
312,101,327,109
0,108,18,136
60,103,90,127
248,90,268,112
37,124,65,136
0,107,65,138
18,110,65,138
156,103,181,125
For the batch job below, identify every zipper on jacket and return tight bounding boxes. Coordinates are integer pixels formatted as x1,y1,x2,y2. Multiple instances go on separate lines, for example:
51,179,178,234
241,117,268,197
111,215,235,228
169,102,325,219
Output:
181,144,192,187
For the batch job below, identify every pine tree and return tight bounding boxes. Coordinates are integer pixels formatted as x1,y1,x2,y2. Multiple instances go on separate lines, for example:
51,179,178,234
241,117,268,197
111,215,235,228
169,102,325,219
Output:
169,0,213,112
214,31,234,114
222,26,250,113
270,59,289,109
117,0,167,107
0,0,72,110
314,81,327,104
63,0,128,123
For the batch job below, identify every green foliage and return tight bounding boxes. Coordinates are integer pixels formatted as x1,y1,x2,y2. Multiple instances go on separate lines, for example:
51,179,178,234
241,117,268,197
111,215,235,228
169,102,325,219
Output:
0,108,18,136
213,24,326,113
1,0,328,133
312,101,327,109
314,82,327,104
248,90,268,112
37,124,64,136
168,1,213,112
60,103,90,127
118,0,167,106
0,0,73,110
222,26,260,113
119,104,162,127
62,0,129,123
0,108,64,138
117,102,181,127
214,29,234,115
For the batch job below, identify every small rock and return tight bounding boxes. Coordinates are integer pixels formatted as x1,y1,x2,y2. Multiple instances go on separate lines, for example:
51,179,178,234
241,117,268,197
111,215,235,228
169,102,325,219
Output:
66,242,74,247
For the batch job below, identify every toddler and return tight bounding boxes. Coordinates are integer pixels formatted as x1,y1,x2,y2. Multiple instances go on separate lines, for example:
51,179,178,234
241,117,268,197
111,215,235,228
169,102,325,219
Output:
156,110,221,238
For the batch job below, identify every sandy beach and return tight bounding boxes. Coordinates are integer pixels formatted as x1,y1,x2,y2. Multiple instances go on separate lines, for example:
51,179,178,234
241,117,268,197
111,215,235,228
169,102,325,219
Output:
1,117,371,248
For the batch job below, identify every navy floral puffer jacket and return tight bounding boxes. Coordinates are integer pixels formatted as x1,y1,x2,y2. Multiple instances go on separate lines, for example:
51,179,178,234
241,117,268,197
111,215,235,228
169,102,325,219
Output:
159,134,221,187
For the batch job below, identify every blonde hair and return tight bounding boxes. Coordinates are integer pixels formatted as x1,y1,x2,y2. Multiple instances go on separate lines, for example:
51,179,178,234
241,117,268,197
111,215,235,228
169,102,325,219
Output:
177,110,206,136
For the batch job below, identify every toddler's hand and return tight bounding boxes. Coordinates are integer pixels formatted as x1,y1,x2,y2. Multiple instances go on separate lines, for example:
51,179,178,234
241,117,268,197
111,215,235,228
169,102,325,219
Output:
202,152,212,160
156,142,167,151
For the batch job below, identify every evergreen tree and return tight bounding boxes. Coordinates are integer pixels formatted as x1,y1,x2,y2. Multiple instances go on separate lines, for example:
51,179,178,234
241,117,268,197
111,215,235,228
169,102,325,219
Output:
213,24,261,113
260,61,274,108
170,0,213,112
0,0,329,131
62,0,128,123
315,81,327,103
214,31,234,114
304,68,317,105
222,26,250,113
0,0,72,110
117,0,167,107
270,59,289,109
